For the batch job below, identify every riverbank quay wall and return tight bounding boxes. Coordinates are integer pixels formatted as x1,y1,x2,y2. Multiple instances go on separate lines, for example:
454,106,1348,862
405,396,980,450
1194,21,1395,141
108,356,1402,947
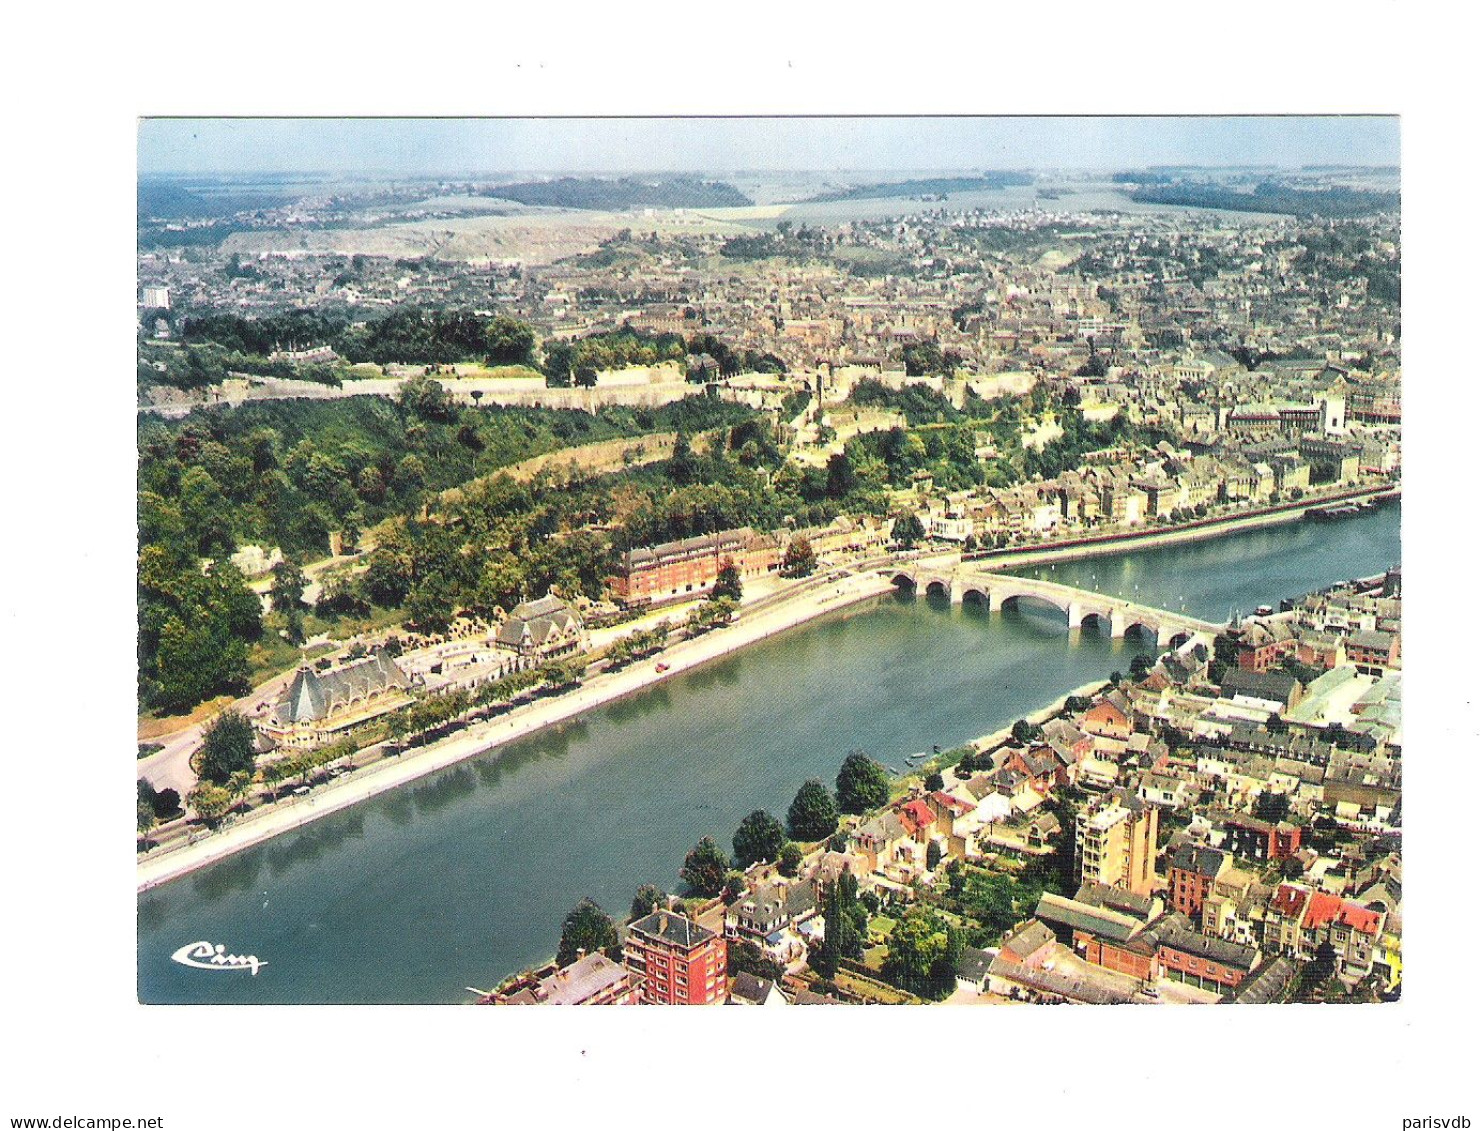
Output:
968,484,1399,572
138,568,896,892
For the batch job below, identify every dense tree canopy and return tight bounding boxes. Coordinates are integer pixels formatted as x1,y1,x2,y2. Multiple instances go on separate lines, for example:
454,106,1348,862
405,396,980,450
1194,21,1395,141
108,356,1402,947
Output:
787,779,839,842
712,560,743,602
679,836,730,897
198,710,257,786
782,536,816,578
836,751,891,815
629,884,669,922
882,907,960,999
732,810,787,867
556,898,620,966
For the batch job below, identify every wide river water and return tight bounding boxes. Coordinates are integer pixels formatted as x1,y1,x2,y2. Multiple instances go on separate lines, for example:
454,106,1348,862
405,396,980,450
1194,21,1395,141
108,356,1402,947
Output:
137,503,1399,1003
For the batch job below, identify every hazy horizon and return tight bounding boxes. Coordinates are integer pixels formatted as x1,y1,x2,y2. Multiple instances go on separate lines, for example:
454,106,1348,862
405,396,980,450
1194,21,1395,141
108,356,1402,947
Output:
138,116,1399,178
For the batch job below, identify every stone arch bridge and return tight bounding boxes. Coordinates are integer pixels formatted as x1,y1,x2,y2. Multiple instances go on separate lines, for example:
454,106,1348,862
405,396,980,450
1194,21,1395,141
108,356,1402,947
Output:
889,565,1221,648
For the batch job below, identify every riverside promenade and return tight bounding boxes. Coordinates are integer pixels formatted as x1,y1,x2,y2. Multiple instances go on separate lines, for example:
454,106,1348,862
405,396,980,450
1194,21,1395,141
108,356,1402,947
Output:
136,564,904,891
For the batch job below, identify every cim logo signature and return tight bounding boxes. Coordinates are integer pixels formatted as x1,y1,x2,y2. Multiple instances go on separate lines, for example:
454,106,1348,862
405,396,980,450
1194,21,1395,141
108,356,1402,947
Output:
170,940,267,976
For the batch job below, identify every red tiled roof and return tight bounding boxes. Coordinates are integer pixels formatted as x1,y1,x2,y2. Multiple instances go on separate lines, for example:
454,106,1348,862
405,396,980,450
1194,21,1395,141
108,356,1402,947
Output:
1302,891,1343,931
931,791,974,815
1270,884,1310,920
1337,902,1383,935
900,799,935,833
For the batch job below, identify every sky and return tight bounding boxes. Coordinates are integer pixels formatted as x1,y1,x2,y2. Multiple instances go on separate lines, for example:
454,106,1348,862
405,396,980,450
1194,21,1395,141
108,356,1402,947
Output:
137,116,1399,178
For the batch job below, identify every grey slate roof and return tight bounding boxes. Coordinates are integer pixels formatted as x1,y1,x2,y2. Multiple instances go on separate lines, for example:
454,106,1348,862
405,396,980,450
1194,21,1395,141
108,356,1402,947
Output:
272,648,409,726
628,910,717,950
1001,919,1056,958
1074,881,1156,921
1170,843,1227,879
1220,668,1299,704
987,953,1140,1005
727,972,782,1005
496,593,581,649
1155,918,1259,971
1037,892,1144,945
1224,956,1297,1004
957,946,994,983
538,952,631,1005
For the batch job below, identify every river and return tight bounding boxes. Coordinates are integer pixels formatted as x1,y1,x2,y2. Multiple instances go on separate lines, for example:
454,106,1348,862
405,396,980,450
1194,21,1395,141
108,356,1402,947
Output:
136,503,1399,1004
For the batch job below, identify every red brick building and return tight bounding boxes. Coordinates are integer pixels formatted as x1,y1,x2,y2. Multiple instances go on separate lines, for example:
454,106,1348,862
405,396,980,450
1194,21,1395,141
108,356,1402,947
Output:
1076,932,1158,981
1081,692,1133,741
1167,844,1230,920
608,528,781,604
1232,621,1297,672
1155,920,1260,991
1345,630,1399,674
1223,814,1303,862
623,910,728,1004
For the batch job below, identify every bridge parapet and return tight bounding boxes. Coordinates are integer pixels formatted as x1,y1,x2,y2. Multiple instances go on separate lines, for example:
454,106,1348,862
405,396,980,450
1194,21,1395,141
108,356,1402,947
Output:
890,564,1219,646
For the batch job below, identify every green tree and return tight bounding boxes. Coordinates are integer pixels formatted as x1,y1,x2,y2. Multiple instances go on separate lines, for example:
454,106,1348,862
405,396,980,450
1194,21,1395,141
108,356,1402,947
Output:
778,842,804,877
538,656,586,690
712,559,743,601
269,558,307,616
722,871,748,904
924,771,945,793
781,536,817,578
484,315,536,366
556,898,620,966
1011,719,1043,744
397,373,453,421
837,751,891,815
680,836,730,897
882,907,952,997
893,512,927,549
728,938,785,983
733,810,786,867
1293,941,1339,1002
407,570,457,632
364,549,414,607
137,796,157,839
787,779,840,842
198,710,257,786
542,340,575,386
1255,790,1291,823
926,840,944,871
630,884,669,922
814,874,865,979
188,782,233,826
814,882,843,980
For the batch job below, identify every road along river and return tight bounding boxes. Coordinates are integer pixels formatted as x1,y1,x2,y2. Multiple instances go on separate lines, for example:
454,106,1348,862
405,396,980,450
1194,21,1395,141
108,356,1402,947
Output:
137,502,1398,1003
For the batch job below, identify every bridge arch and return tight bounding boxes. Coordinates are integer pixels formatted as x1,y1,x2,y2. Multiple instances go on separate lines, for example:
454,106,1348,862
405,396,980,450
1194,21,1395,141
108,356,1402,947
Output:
1000,592,1073,624
1123,620,1160,644
960,587,989,606
1077,610,1113,634
923,579,952,600
890,572,917,593
1167,630,1192,650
